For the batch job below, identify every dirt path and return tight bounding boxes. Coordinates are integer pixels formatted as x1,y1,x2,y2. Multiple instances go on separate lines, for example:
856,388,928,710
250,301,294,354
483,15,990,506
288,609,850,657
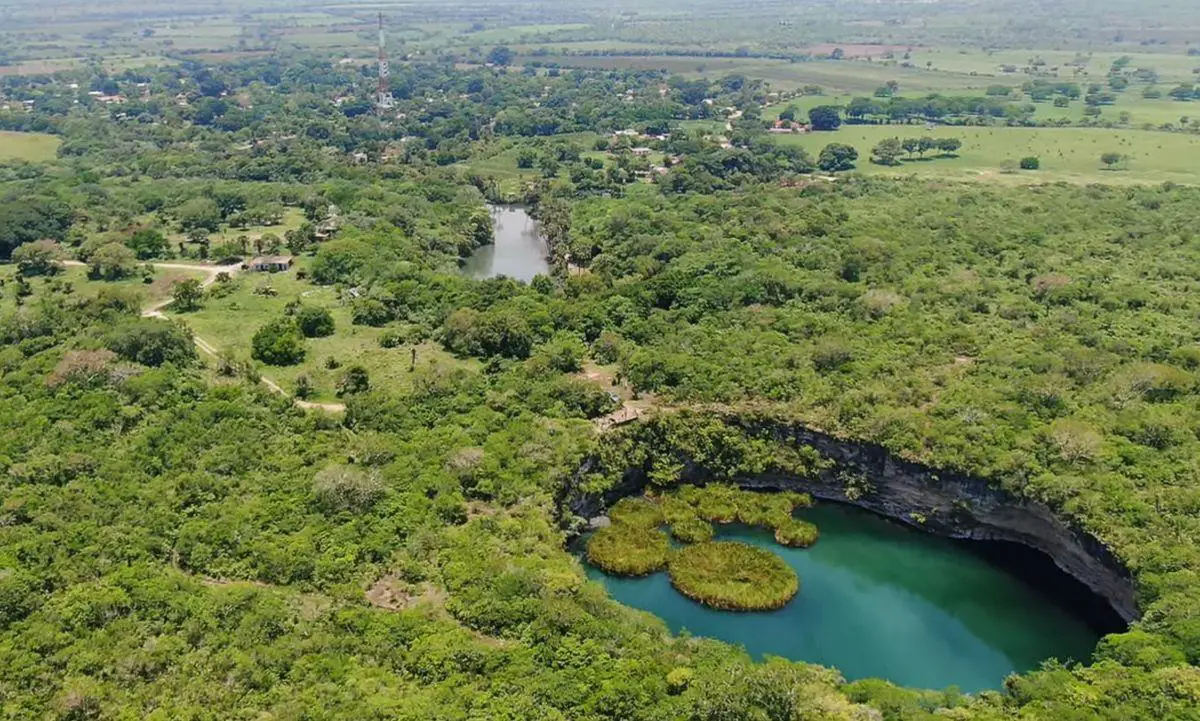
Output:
68,258,346,413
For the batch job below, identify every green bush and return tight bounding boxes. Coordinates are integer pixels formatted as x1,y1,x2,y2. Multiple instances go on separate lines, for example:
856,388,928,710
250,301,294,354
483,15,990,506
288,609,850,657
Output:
668,542,799,611
251,318,305,366
586,525,669,577
295,306,335,338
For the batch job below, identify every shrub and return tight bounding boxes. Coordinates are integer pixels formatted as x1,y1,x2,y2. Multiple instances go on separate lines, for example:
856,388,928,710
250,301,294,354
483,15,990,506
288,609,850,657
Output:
1020,156,1041,170
586,525,669,577
351,298,391,327
313,464,383,513
774,519,820,548
251,318,305,366
295,306,335,338
534,332,588,373
12,240,63,276
106,321,196,367
171,278,203,312
666,667,694,694
668,542,799,611
336,365,370,397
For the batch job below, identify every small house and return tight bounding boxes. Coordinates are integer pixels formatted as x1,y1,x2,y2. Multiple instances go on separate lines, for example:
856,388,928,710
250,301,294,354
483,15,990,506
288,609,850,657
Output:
248,255,294,273
630,147,653,157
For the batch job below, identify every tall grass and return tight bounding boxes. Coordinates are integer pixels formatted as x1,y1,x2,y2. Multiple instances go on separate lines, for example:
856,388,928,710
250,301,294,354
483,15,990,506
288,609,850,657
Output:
668,541,799,611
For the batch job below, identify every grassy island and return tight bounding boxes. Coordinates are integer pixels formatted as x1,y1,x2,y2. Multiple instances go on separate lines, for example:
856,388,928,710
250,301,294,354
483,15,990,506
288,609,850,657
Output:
774,519,821,548
668,542,800,611
585,524,670,576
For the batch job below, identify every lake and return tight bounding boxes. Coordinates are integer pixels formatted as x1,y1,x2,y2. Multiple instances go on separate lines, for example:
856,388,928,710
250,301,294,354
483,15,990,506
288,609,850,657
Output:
461,205,550,282
584,503,1108,692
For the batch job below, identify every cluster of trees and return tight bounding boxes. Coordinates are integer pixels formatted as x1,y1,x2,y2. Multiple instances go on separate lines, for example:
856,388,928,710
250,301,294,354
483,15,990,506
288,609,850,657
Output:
845,94,1034,124
870,136,963,165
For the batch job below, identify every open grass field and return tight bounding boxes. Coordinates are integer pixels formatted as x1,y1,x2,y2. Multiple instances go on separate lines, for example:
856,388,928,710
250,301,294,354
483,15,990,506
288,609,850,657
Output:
0,132,60,162
777,125,1200,184
179,267,475,401
0,264,208,314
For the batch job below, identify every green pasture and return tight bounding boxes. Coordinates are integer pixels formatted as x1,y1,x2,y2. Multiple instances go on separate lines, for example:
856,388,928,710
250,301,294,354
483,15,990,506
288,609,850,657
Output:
0,264,207,313
180,268,474,401
0,132,60,162
776,125,1200,184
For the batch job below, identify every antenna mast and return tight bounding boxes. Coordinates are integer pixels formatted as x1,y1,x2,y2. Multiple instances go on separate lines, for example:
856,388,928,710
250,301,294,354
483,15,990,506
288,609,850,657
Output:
376,12,394,112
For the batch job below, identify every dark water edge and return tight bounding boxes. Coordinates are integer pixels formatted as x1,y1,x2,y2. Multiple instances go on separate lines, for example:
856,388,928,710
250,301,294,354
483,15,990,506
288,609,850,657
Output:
579,501,1114,692
958,536,1125,636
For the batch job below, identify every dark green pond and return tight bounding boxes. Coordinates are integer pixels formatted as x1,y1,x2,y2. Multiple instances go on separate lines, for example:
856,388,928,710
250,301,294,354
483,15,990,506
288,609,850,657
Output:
584,503,1106,692
462,205,550,282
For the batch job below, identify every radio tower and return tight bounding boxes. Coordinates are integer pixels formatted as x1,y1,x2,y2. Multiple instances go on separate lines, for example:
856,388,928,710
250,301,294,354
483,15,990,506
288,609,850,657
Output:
376,12,394,112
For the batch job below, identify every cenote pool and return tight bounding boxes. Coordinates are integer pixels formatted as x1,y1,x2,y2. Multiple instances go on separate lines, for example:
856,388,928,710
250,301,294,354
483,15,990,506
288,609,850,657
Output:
584,503,1109,692
461,205,550,282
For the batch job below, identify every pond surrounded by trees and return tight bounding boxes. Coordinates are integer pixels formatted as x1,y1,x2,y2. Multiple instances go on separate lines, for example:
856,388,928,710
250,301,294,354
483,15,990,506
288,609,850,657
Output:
461,205,550,282
585,503,1107,692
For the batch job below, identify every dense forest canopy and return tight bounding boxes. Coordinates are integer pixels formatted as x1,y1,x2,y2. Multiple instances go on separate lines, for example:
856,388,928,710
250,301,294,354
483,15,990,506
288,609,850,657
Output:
1,7,1200,719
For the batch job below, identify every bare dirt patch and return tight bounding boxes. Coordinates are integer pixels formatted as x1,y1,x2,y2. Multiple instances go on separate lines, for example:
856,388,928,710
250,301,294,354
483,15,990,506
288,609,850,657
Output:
366,576,447,611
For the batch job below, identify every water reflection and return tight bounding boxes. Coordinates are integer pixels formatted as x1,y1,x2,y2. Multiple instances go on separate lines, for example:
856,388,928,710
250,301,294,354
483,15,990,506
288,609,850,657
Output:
461,205,550,282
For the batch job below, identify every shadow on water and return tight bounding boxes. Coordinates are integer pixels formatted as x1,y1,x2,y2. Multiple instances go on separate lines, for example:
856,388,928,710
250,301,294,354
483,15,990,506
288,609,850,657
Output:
461,205,550,282
582,502,1123,692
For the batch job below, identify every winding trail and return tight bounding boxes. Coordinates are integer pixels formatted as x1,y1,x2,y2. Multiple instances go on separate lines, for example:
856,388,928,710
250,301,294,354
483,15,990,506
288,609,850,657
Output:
68,258,346,413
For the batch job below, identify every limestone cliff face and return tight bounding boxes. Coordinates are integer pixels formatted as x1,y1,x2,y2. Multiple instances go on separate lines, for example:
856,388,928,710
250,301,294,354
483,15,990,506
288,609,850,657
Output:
564,418,1140,624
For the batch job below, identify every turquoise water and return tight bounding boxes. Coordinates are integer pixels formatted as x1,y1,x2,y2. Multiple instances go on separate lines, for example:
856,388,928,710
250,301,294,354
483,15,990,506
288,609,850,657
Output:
584,504,1102,692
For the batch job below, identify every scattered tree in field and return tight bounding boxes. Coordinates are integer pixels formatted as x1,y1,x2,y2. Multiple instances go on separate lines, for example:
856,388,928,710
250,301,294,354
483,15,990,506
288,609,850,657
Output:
487,45,514,66
12,239,63,276
937,137,962,155
817,143,859,172
336,365,370,397
251,318,305,366
295,306,335,338
171,278,203,311
1101,152,1127,170
516,148,536,169
807,105,843,131
127,228,169,259
88,242,138,280
871,138,904,166
1020,156,1041,170
295,374,313,399
177,197,222,232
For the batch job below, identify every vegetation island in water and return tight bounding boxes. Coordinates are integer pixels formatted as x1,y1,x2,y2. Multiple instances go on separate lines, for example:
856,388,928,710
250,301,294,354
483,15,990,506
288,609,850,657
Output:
585,486,815,610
